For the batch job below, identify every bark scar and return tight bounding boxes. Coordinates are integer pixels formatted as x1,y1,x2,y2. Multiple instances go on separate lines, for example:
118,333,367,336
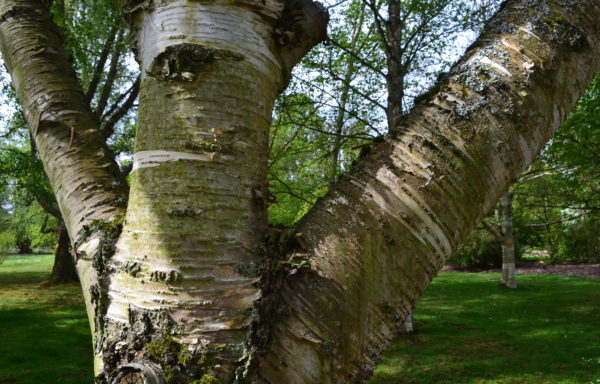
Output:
147,43,244,82
0,6,38,24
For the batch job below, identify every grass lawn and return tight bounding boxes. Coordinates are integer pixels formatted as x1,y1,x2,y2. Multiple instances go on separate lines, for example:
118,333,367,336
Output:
0,253,93,384
1,255,599,384
370,272,600,384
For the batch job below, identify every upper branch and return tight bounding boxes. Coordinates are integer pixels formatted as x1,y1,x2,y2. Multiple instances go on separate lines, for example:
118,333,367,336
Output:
275,0,330,83
254,1,600,382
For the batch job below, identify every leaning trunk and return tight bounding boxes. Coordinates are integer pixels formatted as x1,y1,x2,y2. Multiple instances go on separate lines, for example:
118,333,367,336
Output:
0,0,129,377
253,1,600,382
500,191,517,288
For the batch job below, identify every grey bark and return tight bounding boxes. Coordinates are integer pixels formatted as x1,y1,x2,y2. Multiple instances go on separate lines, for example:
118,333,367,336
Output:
501,191,517,288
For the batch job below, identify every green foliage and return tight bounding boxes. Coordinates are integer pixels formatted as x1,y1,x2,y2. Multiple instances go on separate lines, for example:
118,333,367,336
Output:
0,201,57,253
0,231,15,253
557,218,600,263
50,0,128,90
268,93,348,225
447,230,504,269
268,0,499,226
191,375,221,384
510,71,600,263
0,0,139,249
453,71,599,267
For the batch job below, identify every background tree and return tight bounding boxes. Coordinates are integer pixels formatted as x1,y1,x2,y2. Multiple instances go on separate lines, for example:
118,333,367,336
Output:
269,0,499,225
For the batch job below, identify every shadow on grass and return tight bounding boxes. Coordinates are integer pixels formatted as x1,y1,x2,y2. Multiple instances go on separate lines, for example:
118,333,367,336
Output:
0,254,93,384
0,308,93,384
369,272,600,384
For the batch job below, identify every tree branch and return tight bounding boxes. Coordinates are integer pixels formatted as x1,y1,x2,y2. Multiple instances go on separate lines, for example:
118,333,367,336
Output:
95,29,124,118
277,0,329,83
254,1,600,382
518,214,585,229
328,38,387,79
479,218,502,239
0,4,129,373
101,75,140,138
85,26,117,103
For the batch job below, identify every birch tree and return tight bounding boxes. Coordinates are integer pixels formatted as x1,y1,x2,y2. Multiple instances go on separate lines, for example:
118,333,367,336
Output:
0,0,599,383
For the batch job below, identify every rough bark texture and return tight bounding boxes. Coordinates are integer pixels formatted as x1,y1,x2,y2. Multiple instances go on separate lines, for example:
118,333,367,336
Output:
253,1,600,382
96,1,328,383
501,191,517,288
0,0,128,377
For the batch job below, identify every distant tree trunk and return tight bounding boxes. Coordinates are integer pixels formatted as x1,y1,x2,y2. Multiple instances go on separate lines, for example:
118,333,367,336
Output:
50,220,78,283
329,6,365,180
501,191,517,288
400,311,414,333
384,0,405,134
16,238,32,254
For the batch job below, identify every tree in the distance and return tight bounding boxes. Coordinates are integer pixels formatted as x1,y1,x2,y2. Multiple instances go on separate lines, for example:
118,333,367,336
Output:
0,1,599,383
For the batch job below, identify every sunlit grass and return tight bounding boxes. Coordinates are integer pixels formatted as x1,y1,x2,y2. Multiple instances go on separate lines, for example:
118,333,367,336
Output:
370,272,600,384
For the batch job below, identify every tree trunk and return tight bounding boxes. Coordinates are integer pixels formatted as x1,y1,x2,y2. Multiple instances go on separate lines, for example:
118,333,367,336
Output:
99,1,328,382
329,5,365,180
253,2,600,382
50,220,79,283
400,311,414,333
16,238,32,254
0,0,599,383
0,0,129,376
384,0,407,134
500,191,517,288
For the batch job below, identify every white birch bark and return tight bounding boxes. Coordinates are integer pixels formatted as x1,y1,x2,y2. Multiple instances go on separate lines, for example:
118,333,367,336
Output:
0,1,129,375
501,191,517,288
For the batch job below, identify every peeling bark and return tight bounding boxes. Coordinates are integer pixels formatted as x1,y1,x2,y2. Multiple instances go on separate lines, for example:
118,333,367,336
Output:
98,1,328,382
254,1,600,382
0,0,128,377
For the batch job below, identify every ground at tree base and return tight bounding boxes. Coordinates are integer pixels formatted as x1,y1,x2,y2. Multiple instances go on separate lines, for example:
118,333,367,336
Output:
1,253,599,384
444,260,600,279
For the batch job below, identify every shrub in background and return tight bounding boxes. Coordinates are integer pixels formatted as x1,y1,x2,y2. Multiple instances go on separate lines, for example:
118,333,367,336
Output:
447,230,519,269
